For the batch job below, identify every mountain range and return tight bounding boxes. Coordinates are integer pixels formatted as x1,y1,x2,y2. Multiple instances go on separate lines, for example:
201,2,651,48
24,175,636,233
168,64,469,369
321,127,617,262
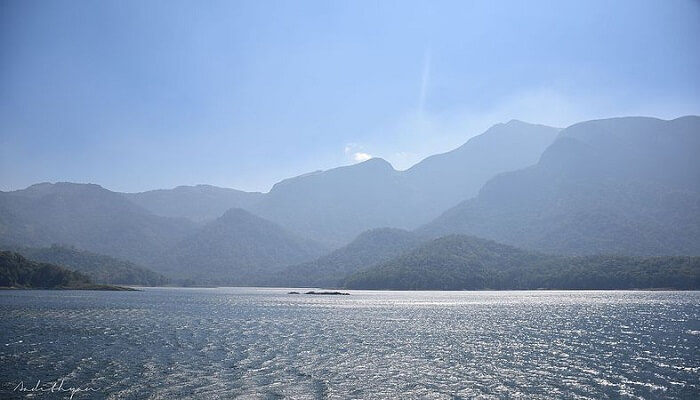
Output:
124,184,263,223
0,185,326,285
0,182,196,266
1,116,698,287
122,120,559,246
420,116,700,255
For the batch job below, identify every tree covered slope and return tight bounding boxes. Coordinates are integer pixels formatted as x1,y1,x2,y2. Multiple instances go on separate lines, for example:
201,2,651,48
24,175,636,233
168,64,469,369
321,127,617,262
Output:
344,235,700,290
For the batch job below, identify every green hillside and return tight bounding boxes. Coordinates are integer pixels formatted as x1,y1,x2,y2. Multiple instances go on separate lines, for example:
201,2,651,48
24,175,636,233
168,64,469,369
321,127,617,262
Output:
0,251,133,290
16,245,169,286
277,228,427,287
344,235,700,290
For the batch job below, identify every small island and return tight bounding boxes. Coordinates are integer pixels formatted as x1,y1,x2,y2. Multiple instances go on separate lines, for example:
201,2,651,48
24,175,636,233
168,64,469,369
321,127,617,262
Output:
0,251,136,291
304,290,350,295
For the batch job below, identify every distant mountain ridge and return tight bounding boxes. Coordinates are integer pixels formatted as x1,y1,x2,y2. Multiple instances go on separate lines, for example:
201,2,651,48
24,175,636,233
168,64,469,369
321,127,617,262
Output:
124,184,264,222
2,116,697,287
0,183,328,285
248,158,412,246
248,120,559,245
114,121,558,246
0,182,197,266
403,119,560,218
420,116,700,255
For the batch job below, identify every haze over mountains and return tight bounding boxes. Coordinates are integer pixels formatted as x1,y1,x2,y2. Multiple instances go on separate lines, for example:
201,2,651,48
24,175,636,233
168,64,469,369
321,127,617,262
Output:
163,208,327,285
1,116,698,287
420,116,700,256
124,120,559,246
124,185,264,223
403,120,560,221
0,182,196,266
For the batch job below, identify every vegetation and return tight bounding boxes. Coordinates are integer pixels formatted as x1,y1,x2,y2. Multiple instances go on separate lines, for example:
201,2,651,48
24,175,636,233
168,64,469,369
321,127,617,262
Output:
167,208,327,285
0,251,134,290
276,228,427,287
0,182,196,267
14,245,169,286
344,235,700,290
1,117,698,287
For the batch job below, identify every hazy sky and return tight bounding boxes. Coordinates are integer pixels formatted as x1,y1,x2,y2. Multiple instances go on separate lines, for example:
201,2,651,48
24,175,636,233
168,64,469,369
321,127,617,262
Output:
1,0,699,193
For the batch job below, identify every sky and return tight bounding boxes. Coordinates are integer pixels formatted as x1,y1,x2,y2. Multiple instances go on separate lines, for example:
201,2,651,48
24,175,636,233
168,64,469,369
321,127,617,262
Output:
1,0,699,193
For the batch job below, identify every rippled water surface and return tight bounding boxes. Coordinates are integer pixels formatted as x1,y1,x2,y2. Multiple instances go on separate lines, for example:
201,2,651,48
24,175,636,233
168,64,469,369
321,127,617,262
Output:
1,289,698,399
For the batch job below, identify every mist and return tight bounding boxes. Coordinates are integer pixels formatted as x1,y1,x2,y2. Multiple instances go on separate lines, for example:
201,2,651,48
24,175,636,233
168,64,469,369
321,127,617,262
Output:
1,1,699,399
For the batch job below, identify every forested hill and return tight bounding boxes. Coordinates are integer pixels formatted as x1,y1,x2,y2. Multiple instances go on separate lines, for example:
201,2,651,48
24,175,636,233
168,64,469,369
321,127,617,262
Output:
164,208,328,285
14,245,169,286
344,235,700,290
276,228,427,288
0,251,133,290
0,182,196,266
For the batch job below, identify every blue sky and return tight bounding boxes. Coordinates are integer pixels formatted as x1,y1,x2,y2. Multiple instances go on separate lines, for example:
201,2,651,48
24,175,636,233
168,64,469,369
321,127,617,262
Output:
1,0,699,193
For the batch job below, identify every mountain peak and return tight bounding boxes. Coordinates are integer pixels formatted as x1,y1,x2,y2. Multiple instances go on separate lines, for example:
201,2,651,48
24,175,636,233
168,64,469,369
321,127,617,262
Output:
356,157,393,170
270,157,395,193
16,182,109,198
488,119,560,133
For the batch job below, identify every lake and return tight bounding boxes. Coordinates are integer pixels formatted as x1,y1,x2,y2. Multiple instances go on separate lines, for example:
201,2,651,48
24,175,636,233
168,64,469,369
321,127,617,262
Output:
1,288,698,399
